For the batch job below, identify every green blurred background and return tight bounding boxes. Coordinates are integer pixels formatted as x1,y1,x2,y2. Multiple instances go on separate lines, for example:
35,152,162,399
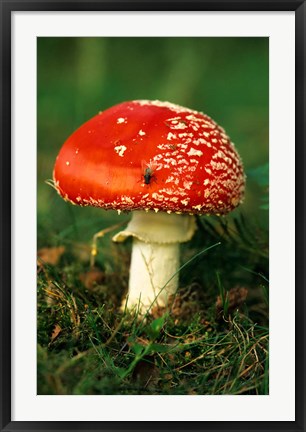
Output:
37,37,269,246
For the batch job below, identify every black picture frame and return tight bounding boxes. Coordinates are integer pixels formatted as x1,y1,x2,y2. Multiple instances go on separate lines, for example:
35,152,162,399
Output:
1,1,305,431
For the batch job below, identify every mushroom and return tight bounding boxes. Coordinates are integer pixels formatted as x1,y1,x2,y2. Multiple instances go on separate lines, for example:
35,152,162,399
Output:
53,100,245,313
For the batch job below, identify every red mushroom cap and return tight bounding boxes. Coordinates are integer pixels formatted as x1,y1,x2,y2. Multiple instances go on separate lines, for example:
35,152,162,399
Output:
53,100,245,215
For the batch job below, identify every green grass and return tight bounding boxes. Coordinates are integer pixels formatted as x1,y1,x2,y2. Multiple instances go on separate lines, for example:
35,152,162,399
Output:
37,213,269,395
37,37,269,395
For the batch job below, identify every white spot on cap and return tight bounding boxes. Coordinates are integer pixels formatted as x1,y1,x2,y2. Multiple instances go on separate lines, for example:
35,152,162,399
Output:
194,138,207,145
192,204,203,211
139,129,146,136
117,117,127,124
166,176,180,185
183,181,193,190
178,132,193,139
164,158,177,166
181,198,190,206
152,192,164,201
114,145,127,157
121,196,134,205
178,144,188,150
157,144,168,150
136,100,199,115
167,132,177,140
66,161,70,166
167,116,181,121
171,122,188,130
187,148,203,157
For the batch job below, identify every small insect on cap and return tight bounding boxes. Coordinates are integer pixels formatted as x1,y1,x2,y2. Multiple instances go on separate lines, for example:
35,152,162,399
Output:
53,100,245,215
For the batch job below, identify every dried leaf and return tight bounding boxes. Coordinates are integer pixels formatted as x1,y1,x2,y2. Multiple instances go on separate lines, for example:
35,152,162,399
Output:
132,355,159,388
216,286,248,316
79,268,105,289
151,283,205,322
37,246,65,266
50,324,62,342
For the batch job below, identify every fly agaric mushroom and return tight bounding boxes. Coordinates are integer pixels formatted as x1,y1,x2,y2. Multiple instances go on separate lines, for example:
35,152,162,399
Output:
53,100,245,313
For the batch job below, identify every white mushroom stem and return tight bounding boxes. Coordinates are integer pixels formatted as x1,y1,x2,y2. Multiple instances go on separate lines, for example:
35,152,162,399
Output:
112,211,196,313
126,240,180,310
